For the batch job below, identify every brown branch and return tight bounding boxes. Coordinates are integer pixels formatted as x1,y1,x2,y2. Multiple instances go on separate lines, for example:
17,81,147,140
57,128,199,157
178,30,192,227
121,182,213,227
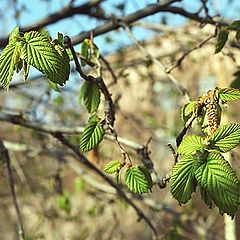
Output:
64,35,116,127
1,0,227,48
69,3,227,47
0,139,25,239
166,28,218,73
0,112,157,236
100,55,118,86
0,0,107,47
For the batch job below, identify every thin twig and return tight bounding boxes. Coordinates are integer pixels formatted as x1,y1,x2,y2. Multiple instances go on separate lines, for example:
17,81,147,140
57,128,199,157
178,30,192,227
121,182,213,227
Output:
122,22,191,101
52,132,157,236
0,107,157,236
166,27,217,73
100,54,118,86
0,139,25,239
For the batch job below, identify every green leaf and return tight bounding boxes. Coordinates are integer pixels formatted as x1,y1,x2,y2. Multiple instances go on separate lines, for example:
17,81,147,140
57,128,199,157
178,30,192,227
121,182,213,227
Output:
138,165,153,189
229,20,240,30
181,101,197,122
215,29,229,54
194,152,239,217
79,81,101,113
124,165,152,194
200,187,213,209
21,31,69,85
80,39,100,67
9,27,22,44
81,39,90,67
178,135,205,155
170,155,198,204
218,87,240,102
50,39,70,84
209,123,240,152
0,42,21,89
80,117,105,152
104,160,123,174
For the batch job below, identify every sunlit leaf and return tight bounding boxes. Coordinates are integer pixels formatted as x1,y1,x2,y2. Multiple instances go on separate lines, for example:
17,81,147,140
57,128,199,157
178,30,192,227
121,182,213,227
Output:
21,31,69,84
0,42,21,89
170,155,199,204
178,135,205,155
218,87,240,102
80,116,105,152
104,160,123,174
209,123,240,152
194,152,239,218
79,81,101,113
125,165,152,194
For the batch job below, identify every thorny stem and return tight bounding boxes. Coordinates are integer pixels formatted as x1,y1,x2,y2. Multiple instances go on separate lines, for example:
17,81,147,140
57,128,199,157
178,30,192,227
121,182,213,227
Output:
0,139,25,240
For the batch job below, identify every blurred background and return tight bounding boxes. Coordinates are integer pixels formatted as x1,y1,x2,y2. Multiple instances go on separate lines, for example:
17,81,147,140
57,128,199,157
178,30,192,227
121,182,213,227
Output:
0,0,240,239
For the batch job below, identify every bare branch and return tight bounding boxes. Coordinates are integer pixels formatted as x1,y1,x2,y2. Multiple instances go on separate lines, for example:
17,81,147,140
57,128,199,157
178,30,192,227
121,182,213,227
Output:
166,27,218,73
0,112,157,236
0,139,25,239
122,23,191,101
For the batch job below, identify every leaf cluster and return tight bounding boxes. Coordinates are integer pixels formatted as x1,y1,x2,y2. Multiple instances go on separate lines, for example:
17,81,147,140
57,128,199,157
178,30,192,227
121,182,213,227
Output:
104,161,153,194
172,88,240,218
0,27,70,89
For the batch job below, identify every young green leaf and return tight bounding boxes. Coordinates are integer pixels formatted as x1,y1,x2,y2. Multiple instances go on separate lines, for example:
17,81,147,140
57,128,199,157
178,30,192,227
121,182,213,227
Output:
80,117,105,152
0,42,21,89
170,155,199,204
80,39,100,67
209,123,240,152
218,87,240,102
181,101,197,122
194,152,239,218
177,135,205,155
104,160,123,174
214,28,229,54
50,39,70,84
200,187,213,209
124,165,152,194
79,81,101,113
21,31,69,84
8,27,22,44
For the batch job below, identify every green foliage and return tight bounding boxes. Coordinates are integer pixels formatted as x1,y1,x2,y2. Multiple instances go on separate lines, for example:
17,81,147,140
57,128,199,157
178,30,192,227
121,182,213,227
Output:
181,101,197,122
79,81,101,113
80,39,100,67
173,87,240,217
209,123,240,152
194,152,239,217
124,165,153,194
215,28,229,54
104,160,123,174
0,42,21,89
170,155,198,203
0,27,70,89
177,135,205,155
79,115,105,152
218,87,240,101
